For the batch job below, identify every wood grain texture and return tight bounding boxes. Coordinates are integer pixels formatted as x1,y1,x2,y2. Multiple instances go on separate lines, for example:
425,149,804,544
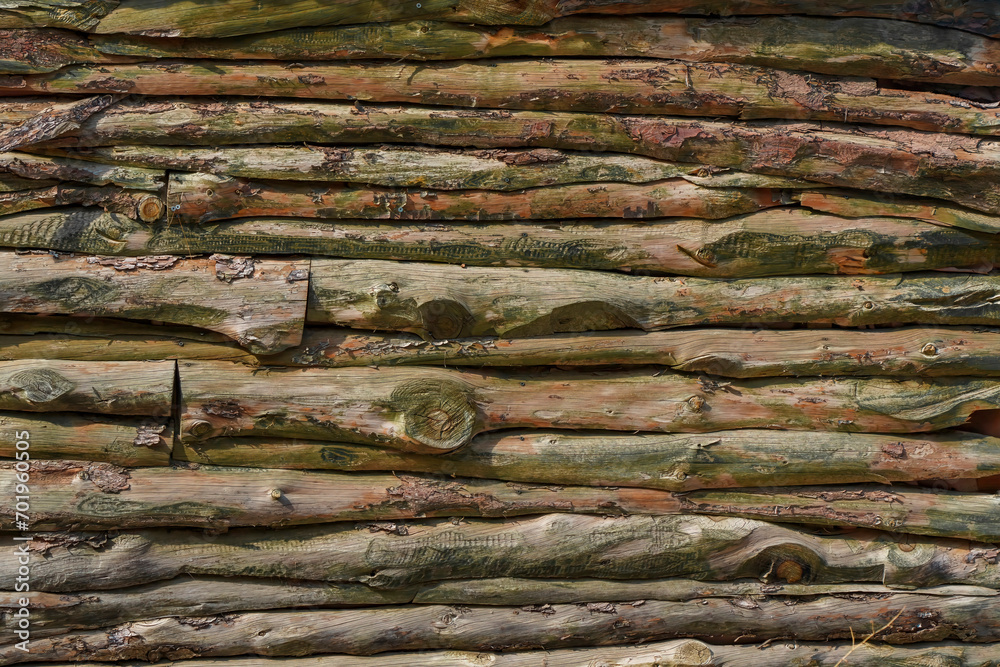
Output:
0,184,160,219
0,252,308,353
5,59,997,136
0,412,170,465
177,428,1000,490
7,514,999,592
307,260,1000,337
0,151,162,190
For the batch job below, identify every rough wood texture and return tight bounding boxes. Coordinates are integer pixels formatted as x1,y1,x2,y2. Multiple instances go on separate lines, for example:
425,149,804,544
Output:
167,173,783,225
34,16,1000,88
1,0,994,37
0,94,119,152
48,641,1000,667
179,362,1000,450
0,313,238,343
799,190,1000,235
0,412,170,465
9,514,999,593
6,60,998,136
0,359,172,415
11,207,996,278
0,184,161,219
307,260,1000,337
0,331,253,363
0,252,309,353
0,151,162,190
26,100,1000,213
6,593,1000,663
43,145,821,191
262,326,1000,378
177,428,1000,490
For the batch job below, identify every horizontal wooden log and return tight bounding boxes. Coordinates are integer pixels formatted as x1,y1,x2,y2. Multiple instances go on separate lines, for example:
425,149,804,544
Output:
48,641,1000,667
42,145,822,191
32,16,1000,88
24,100,1000,213
0,184,162,220
14,576,988,640
0,28,141,74
307,260,1000,338
1,0,993,37
0,359,172,415
261,326,1000,378
6,59,997,136
0,313,238,342
0,253,308,353
15,207,997,278
0,93,119,152
0,412,170,465
167,173,783,225
0,332,254,363
0,464,684,530
0,150,163,190
6,593,1000,663
799,190,1000,235
176,429,1000,490
10,513,998,592
179,362,1000,450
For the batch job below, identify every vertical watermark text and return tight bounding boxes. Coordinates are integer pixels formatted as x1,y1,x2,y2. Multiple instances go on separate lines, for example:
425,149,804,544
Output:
11,430,30,653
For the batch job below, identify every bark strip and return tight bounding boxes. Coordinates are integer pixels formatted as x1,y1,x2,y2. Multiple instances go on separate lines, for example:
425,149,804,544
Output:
0,252,308,353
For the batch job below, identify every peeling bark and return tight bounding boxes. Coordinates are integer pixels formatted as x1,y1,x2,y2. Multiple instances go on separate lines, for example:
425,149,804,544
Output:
0,150,163,190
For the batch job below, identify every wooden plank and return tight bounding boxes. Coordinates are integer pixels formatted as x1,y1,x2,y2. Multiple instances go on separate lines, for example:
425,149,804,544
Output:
6,514,998,593
5,59,998,136
176,428,1000,490
0,359,172,415
260,326,1000,378
179,361,1000,451
166,173,783,225
0,412,170,465
307,259,1000,337
22,100,1000,213
0,252,309,353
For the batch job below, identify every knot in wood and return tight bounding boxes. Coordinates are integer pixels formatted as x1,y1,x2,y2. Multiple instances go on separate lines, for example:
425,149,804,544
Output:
775,560,804,583
921,343,939,357
391,378,477,452
7,368,75,404
417,299,473,339
183,419,215,440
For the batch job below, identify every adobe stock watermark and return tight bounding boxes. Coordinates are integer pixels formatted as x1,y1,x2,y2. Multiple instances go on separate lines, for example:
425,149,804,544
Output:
10,429,31,653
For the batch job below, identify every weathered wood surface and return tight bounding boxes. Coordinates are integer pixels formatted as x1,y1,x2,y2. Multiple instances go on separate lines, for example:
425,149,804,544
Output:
0,94,119,152
6,60,998,136
0,313,238,342
0,359,172,415
0,253,309,353
10,514,999,592
307,260,1000,338
177,429,1000,490
1,0,995,37
12,207,997,278
0,412,170,465
25,100,1000,213
167,173,783,225
43,145,822,191
6,593,1000,663
11,461,999,539
179,361,1000,450
0,184,162,219
14,577,990,641
0,150,162,190
799,190,1000,235
48,641,1000,667
262,326,1000,378
0,464,684,530
0,332,253,363
17,16,1000,88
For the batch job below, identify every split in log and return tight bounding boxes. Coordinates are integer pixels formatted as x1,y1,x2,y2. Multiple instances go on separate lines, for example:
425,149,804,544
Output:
0,252,309,353
0,413,170,465
166,173,784,224
0,359,172,415
6,593,1000,662
43,641,1000,667
11,207,997,278
15,17,1000,88
40,145,823,191
0,184,162,220
0,151,163,190
179,361,1000,450
9,513,998,593
261,326,1000,378
5,59,998,136
798,190,1000,235
177,428,1000,490
1,0,994,37
307,259,1000,337
10,576,990,640
23,100,1000,214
